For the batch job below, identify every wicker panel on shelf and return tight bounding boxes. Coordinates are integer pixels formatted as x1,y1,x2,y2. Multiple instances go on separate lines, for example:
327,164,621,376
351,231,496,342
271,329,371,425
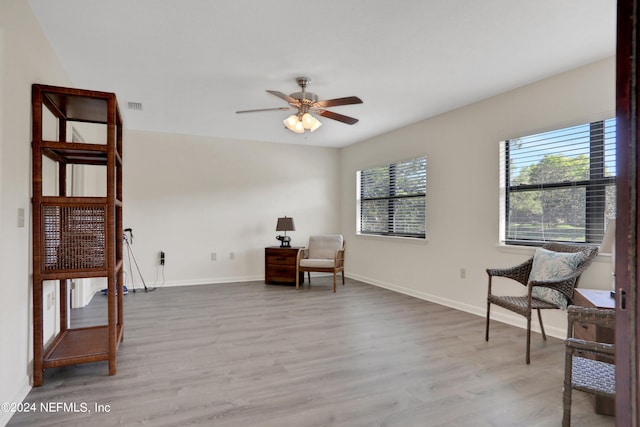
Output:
43,204,107,271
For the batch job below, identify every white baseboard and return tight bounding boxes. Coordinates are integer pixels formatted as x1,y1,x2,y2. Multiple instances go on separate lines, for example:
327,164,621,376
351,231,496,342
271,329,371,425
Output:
150,272,333,289
345,272,566,340
149,275,264,288
1,376,31,427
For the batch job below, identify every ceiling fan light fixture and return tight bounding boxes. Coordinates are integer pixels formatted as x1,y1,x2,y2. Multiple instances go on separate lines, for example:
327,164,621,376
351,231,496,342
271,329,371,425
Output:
283,112,321,133
302,112,315,129
310,119,322,132
284,114,298,130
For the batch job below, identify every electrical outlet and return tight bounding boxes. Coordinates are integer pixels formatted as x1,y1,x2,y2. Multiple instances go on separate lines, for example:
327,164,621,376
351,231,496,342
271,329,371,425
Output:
160,251,165,265
17,208,25,228
211,252,217,261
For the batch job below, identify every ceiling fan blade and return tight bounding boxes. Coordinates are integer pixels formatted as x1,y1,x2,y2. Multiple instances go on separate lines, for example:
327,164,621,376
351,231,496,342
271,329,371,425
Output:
236,107,293,114
266,90,299,105
317,109,359,125
314,96,363,108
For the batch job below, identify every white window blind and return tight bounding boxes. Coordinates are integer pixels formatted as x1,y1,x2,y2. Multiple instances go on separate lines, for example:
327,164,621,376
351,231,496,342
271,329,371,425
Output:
502,118,616,245
357,156,426,238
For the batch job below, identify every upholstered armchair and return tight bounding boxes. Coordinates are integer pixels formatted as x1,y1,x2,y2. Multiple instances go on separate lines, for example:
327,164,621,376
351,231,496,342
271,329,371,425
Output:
296,235,345,292
485,243,599,364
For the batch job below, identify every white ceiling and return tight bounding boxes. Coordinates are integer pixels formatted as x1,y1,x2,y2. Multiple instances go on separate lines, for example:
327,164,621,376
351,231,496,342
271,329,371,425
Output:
27,0,616,148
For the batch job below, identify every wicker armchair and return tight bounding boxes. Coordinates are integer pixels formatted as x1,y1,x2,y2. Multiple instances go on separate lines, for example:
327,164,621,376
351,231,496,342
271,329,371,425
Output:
562,305,616,427
296,235,345,292
485,243,599,364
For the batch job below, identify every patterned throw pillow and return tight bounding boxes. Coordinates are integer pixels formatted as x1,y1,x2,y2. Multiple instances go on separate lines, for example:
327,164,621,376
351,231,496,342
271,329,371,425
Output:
529,247,586,309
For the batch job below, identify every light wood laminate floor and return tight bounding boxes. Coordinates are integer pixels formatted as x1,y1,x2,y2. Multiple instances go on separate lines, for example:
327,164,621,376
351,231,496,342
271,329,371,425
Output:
9,278,614,426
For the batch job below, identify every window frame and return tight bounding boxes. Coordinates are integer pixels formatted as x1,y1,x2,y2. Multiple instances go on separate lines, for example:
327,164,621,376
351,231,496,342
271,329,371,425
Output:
356,156,427,239
501,118,616,247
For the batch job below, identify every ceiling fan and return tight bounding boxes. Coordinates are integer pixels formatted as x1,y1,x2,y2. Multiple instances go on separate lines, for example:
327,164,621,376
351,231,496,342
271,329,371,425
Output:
235,77,363,133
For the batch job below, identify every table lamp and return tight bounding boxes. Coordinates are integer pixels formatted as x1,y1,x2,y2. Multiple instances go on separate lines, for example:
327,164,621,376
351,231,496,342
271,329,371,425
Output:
275,216,295,247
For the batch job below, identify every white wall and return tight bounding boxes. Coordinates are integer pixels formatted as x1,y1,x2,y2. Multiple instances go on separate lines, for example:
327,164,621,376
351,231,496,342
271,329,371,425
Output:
0,2,72,426
341,57,616,339
122,130,341,287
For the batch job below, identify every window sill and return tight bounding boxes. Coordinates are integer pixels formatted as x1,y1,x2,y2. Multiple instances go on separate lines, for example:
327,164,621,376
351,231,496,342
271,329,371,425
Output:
496,243,612,263
496,243,536,256
355,233,428,245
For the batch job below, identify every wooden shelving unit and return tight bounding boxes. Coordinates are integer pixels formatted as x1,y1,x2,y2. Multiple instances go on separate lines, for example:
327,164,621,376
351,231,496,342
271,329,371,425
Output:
31,84,124,386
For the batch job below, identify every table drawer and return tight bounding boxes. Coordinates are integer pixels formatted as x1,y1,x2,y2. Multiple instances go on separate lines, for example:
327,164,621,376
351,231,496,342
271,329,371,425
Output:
267,255,296,265
268,265,296,281
574,322,596,341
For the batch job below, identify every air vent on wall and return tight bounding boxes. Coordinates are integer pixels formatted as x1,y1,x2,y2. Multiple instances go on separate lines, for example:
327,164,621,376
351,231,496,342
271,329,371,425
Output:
127,102,143,111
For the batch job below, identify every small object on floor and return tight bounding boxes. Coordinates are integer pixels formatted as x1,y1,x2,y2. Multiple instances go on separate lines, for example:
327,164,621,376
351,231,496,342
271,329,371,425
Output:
101,285,128,295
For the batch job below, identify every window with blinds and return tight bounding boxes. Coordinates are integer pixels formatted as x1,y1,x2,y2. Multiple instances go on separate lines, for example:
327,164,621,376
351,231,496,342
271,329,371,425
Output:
501,118,616,246
357,156,426,238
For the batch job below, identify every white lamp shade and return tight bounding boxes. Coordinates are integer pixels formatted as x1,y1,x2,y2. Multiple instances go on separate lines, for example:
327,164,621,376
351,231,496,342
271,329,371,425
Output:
284,115,298,131
600,219,616,253
310,119,322,132
600,218,616,291
302,113,315,129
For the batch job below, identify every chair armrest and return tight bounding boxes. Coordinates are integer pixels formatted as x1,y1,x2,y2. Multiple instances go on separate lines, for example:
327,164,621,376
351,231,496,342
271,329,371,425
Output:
486,257,533,286
528,273,582,297
567,305,616,329
529,271,581,286
296,248,309,265
566,338,615,358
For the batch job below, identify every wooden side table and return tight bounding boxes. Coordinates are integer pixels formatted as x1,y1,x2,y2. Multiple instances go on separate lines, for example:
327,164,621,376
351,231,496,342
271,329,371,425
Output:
265,246,304,285
572,288,616,416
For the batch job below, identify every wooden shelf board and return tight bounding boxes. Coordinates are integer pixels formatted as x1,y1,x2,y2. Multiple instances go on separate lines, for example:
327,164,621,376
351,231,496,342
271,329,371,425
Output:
41,269,110,281
42,89,112,123
43,326,110,368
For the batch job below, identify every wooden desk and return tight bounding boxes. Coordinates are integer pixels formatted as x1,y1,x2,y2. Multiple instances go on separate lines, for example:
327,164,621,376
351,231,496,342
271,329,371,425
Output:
574,289,616,310
572,288,616,416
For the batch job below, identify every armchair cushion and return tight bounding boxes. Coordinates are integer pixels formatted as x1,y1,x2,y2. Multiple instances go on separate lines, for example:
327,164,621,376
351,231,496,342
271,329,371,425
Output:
308,234,344,259
299,259,336,268
529,247,586,309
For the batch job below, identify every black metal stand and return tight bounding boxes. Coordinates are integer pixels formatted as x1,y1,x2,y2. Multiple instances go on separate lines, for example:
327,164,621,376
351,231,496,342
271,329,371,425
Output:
123,229,152,293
